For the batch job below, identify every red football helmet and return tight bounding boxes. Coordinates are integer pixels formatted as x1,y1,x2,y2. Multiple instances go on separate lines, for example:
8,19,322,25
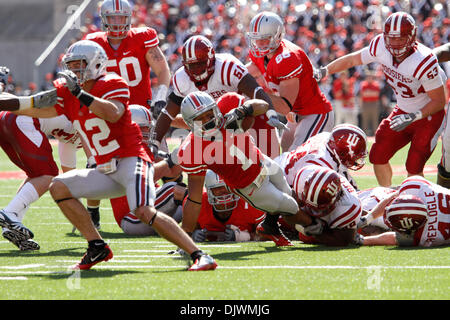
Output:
384,194,428,233
383,12,417,59
182,35,216,82
293,165,342,217
327,124,368,171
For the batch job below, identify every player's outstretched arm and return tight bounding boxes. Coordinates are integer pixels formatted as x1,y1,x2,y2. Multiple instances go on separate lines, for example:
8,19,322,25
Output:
323,50,364,78
361,232,398,246
433,42,450,63
0,90,58,116
182,174,205,234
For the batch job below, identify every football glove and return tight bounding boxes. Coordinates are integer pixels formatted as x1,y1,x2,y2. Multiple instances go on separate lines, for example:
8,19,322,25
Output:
192,228,207,242
86,156,97,169
32,89,58,109
151,100,166,121
0,66,9,86
224,108,246,129
223,225,237,241
57,70,95,107
313,66,328,82
57,70,81,96
390,111,422,132
304,217,325,236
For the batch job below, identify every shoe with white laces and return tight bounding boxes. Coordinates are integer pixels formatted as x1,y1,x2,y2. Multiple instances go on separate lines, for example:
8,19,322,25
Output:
2,230,40,251
0,210,34,241
188,254,218,271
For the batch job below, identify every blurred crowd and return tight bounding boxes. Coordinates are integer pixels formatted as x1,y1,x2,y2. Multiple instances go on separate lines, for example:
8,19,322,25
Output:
3,0,450,135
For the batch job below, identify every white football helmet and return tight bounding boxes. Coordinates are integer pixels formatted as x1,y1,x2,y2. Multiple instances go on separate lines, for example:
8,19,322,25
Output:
100,0,132,39
180,91,224,139
62,40,108,84
205,170,239,212
129,105,152,144
246,11,285,58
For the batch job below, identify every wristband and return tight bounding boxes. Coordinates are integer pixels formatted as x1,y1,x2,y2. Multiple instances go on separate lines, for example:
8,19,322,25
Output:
266,109,277,119
17,96,34,110
77,90,95,107
414,111,423,121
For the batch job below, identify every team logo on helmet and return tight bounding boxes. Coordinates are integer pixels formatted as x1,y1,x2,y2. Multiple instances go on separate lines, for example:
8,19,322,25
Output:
327,124,368,171
383,12,417,59
293,165,343,217
182,35,216,82
384,194,428,233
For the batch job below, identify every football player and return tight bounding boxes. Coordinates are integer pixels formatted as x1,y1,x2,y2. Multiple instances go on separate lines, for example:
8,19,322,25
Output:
0,107,82,251
315,12,447,187
357,176,450,247
277,123,368,190
152,35,284,160
85,0,170,113
290,165,363,246
191,170,266,243
84,0,172,226
245,11,334,152
109,105,185,236
178,91,299,246
356,186,397,236
6,40,217,271
432,42,450,188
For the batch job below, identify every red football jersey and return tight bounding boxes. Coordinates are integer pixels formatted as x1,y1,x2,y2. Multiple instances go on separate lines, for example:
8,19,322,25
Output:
197,191,265,233
178,92,264,189
249,39,332,116
53,74,151,164
84,27,159,106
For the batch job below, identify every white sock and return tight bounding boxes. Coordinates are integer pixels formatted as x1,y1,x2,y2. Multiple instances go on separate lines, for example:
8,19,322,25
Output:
3,182,39,221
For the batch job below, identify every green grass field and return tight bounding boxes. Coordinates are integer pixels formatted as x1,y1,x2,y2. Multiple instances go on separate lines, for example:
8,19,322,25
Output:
0,139,448,302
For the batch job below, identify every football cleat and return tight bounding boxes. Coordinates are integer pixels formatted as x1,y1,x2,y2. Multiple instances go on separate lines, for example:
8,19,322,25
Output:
74,244,113,270
188,254,218,271
0,210,34,240
2,230,40,251
256,221,293,247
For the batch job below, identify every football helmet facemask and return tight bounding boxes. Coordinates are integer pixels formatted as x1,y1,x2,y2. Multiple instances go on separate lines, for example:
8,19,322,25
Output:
62,40,108,84
246,11,285,58
100,0,132,39
383,12,417,59
205,170,239,212
180,91,224,139
182,35,216,83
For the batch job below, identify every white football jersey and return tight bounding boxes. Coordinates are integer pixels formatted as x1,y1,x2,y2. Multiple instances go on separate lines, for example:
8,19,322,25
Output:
361,35,444,113
357,187,396,230
396,176,450,247
296,167,362,229
171,53,248,100
276,132,356,188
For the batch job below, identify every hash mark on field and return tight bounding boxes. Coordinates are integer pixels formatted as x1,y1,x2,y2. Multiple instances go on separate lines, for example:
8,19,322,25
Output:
0,276,27,280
